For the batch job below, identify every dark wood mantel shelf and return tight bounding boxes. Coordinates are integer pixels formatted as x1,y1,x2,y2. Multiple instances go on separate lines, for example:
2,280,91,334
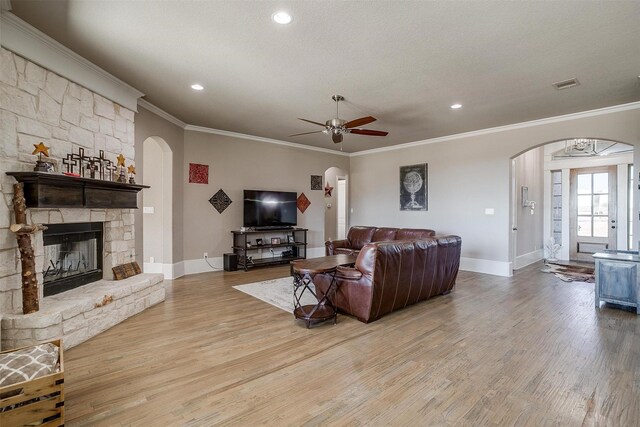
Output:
6,172,150,209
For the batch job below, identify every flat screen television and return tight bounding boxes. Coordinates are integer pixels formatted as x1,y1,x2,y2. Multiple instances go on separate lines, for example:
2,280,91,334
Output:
243,190,297,228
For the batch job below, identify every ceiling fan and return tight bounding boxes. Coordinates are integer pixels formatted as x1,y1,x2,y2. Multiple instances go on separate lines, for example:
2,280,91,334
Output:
290,95,389,144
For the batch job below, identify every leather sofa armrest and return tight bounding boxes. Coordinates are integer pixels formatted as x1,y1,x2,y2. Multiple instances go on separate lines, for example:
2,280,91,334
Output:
336,265,363,280
326,239,349,256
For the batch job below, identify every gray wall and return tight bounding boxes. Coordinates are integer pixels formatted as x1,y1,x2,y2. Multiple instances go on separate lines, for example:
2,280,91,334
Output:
134,106,185,265
182,131,350,261
349,108,640,271
514,146,544,257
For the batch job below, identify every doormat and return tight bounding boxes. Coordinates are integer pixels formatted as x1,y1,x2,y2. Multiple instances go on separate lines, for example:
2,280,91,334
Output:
541,262,595,283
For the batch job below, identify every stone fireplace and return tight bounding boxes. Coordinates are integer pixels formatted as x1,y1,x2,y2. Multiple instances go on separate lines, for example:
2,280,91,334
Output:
0,47,165,350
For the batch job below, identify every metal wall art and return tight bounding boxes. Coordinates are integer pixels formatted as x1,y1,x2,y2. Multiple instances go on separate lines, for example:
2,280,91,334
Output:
311,175,323,190
297,192,311,213
209,189,232,214
324,183,333,197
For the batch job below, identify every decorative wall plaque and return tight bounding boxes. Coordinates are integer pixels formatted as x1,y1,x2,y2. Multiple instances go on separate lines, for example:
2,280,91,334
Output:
297,192,311,213
189,163,209,184
209,189,232,214
311,175,323,190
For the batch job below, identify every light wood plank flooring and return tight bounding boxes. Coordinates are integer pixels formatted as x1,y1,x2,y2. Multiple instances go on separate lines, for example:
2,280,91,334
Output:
63,263,639,426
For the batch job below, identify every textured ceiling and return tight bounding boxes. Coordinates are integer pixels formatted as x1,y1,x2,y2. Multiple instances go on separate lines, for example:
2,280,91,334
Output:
10,1,640,153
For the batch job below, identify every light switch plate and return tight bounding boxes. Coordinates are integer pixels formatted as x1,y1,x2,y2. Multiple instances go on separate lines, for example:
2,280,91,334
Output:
485,208,495,215
143,206,154,214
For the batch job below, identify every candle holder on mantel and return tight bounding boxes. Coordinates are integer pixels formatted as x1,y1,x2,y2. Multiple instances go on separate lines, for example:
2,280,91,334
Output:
32,142,54,172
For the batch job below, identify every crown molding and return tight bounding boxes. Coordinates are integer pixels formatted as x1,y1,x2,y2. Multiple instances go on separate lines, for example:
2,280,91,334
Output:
184,125,350,157
351,101,640,157
138,99,186,129
0,11,143,111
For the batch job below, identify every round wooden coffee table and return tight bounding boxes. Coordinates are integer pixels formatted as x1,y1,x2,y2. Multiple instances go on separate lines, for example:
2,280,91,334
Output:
291,255,356,328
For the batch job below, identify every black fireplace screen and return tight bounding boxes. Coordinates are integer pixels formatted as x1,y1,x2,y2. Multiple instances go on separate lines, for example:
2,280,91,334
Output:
42,222,103,296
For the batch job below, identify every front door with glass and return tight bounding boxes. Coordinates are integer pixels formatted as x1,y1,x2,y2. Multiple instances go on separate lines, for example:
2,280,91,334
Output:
570,166,617,262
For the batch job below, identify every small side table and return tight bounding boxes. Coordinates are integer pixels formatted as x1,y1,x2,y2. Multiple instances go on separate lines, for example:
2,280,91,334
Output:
593,251,639,314
291,255,357,328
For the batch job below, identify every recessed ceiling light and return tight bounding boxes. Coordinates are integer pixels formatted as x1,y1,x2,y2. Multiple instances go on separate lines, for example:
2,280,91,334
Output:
450,103,462,109
191,84,204,91
272,11,292,24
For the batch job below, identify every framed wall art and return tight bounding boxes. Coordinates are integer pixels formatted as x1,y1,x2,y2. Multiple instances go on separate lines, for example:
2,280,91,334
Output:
400,163,428,211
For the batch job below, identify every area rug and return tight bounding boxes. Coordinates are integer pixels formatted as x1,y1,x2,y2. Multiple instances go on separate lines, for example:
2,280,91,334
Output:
541,262,595,283
232,277,318,313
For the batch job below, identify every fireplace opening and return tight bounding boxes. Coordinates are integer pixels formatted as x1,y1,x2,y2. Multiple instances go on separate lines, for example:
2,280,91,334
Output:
43,222,103,296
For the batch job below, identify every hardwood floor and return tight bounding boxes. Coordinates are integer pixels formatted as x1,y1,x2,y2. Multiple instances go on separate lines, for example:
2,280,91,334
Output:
63,263,639,426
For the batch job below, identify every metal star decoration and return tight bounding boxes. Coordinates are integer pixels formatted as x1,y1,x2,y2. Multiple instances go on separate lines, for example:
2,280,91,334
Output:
324,183,334,197
32,142,50,157
116,154,126,167
209,189,232,214
127,165,136,175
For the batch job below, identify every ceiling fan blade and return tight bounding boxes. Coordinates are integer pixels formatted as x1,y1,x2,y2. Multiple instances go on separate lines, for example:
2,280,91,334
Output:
298,118,327,127
345,116,376,128
289,130,325,137
332,133,343,144
350,129,389,136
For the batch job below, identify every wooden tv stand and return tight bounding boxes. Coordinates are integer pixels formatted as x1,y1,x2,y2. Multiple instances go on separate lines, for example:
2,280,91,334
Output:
231,228,308,271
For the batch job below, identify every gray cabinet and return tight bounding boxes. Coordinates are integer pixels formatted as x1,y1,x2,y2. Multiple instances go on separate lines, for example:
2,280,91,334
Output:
594,252,640,313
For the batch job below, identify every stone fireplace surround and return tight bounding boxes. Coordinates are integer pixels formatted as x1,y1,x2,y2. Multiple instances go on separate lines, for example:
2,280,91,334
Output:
0,207,165,350
0,47,165,350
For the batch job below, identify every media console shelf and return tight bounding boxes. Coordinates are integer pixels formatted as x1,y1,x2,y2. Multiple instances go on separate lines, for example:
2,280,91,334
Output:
231,228,308,271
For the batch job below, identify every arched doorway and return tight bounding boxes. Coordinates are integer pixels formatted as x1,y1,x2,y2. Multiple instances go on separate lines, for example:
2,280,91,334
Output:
510,138,633,272
324,167,349,242
142,136,173,276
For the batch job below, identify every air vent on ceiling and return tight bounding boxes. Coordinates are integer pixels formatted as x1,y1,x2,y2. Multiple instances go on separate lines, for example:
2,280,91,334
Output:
552,78,580,90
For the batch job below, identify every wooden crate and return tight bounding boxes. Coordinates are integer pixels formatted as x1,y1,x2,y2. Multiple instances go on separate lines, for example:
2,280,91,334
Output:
0,339,64,427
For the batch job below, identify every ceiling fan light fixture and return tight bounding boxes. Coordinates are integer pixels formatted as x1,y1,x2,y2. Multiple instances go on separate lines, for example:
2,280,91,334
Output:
450,103,462,109
272,11,292,24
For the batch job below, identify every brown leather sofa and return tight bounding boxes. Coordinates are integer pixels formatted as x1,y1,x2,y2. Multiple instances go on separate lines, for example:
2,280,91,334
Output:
325,226,436,256
315,235,461,323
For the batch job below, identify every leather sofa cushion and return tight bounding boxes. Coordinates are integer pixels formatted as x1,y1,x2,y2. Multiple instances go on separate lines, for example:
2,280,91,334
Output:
347,226,376,250
371,227,399,242
396,228,435,240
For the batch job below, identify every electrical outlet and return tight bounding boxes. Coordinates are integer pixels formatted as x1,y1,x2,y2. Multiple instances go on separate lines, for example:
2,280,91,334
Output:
149,256,154,263
204,252,208,259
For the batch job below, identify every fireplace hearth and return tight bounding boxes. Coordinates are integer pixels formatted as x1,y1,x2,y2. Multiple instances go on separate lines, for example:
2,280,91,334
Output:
43,222,104,296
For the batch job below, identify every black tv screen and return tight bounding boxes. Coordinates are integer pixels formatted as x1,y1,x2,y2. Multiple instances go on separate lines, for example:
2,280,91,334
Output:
244,190,297,228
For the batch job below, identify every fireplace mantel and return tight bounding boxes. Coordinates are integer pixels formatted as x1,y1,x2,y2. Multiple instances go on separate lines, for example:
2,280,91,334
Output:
6,172,149,209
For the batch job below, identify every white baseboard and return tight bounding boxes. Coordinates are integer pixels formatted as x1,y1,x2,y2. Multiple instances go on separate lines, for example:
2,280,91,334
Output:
174,250,513,278
460,257,512,277
514,249,544,270
183,257,224,275
179,247,325,276
143,261,186,279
